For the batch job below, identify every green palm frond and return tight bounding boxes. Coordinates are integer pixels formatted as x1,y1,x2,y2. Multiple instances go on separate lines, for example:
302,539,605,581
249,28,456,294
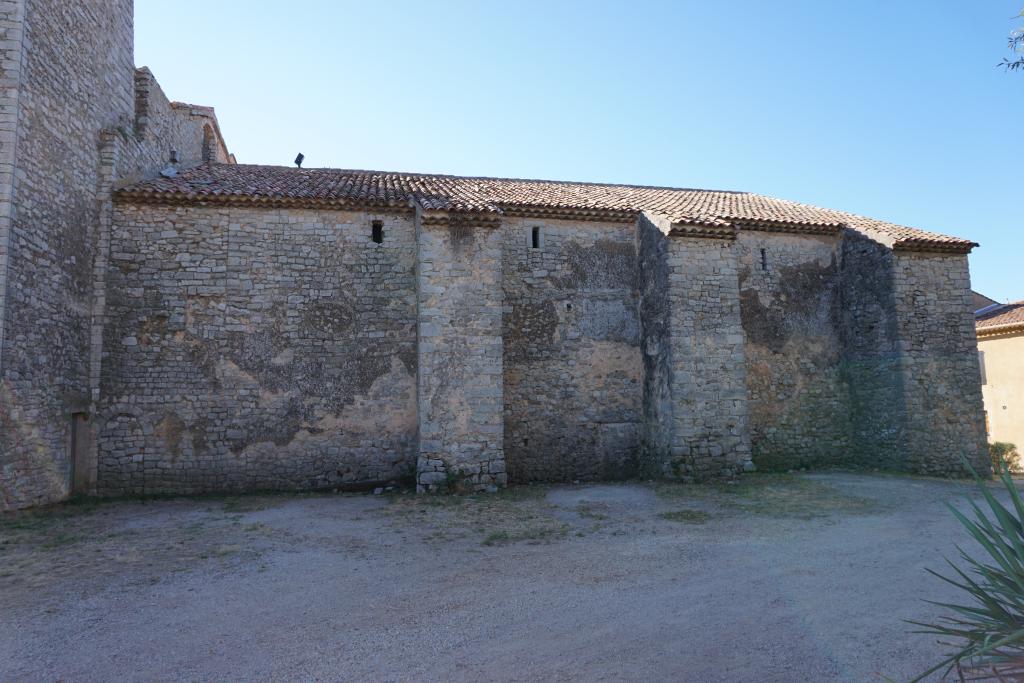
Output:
910,465,1024,681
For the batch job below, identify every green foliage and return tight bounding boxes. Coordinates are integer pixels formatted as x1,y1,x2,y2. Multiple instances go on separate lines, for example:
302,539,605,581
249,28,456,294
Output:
990,442,1020,475
910,468,1024,681
442,469,463,493
1002,9,1024,72
480,526,567,546
657,509,710,524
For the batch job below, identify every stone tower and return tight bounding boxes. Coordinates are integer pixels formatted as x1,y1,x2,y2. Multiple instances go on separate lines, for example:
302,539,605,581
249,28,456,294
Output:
0,0,229,509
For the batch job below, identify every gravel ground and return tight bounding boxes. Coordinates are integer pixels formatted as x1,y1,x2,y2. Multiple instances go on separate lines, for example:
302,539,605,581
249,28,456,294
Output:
0,472,1000,682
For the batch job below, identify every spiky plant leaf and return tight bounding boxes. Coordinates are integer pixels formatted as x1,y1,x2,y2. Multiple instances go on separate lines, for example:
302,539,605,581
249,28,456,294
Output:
910,466,1024,681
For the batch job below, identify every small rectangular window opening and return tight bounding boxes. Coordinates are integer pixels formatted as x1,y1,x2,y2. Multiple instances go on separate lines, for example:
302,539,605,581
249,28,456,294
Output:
979,350,987,385
760,248,768,272
371,220,384,244
531,226,540,249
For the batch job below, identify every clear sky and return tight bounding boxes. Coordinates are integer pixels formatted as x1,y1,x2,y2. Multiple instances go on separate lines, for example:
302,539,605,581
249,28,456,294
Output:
136,1,1023,302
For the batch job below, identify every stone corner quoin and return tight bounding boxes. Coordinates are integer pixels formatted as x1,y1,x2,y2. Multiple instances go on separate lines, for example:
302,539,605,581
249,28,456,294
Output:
0,0,989,510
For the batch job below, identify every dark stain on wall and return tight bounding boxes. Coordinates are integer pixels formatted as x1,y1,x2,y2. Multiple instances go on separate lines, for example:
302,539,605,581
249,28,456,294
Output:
155,412,186,457
637,216,673,477
504,301,559,362
503,223,643,483
739,237,850,470
837,235,905,469
739,257,842,353
557,238,637,291
97,208,419,495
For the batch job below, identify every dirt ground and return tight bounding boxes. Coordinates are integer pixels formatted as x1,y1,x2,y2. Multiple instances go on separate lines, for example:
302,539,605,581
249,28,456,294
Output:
0,472,1000,682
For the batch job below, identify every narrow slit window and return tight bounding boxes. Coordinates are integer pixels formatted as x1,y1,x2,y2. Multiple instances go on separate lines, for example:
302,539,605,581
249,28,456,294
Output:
531,226,540,249
760,248,768,272
979,350,987,385
371,220,384,244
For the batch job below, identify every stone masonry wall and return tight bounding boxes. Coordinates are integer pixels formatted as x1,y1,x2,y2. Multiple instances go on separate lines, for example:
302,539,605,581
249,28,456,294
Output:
662,233,751,480
892,251,988,475
501,217,642,482
0,0,27,508
416,215,505,492
0,0,137,510
638,216,673,476
737,231,852,470
127,67,231,178
0,0,231,509
98,205,418,494
837,234,904,469
89,207,989,494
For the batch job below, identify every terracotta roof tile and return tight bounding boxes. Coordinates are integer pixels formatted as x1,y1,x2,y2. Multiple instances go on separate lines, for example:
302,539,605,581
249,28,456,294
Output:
977,302,1024,333
114,164,976,252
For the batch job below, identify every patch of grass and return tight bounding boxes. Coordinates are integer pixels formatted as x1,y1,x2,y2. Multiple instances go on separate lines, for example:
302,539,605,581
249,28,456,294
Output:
39,531,81,549
221,497,276,514
651,473,877,519
386,483,548,513
658,509,710,524
576,502,609,520
0,500,103,536
0,504,100,552
383,484,563,546
482,530,511,546
491,484,549,502
481,525,569,546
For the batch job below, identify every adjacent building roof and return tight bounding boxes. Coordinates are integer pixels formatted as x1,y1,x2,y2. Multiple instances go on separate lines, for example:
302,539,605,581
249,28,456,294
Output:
973,290,1000,313
114,163,977,253
976,301,1024,337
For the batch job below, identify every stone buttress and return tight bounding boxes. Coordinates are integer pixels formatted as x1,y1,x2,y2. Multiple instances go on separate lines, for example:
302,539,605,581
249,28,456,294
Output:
415,209,507,492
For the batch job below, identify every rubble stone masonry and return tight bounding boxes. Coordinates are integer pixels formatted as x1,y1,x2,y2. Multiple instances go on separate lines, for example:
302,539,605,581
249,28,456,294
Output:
416,214,506,492
0,0,991,508
98,206,418,495
737,231,850,470
892,252,988,475
502,217,642,483
0,0,233,509
663,233,752,480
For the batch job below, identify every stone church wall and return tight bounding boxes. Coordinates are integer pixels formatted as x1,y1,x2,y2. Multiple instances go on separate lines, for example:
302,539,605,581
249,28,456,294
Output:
81,203,993,496
663,235,752,480
0,0,232,510
126,67,232,177
737,231,852,470
837,235,905,469
501,218,642,483
0,0,137,510
638,216,673,477
892,251,988,475
416,216,506,492
98,205,418,494
0,1,990,508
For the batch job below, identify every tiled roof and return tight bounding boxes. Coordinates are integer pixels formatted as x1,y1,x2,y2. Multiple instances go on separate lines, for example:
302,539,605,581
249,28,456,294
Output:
976,302,1024,335
114,164,976,253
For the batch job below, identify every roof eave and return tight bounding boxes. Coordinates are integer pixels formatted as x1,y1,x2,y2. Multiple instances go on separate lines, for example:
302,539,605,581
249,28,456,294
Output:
892,239,978,255
977,320,1024,338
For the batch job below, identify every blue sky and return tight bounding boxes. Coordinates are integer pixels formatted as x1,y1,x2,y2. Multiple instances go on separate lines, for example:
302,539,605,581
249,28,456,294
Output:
136,1,1023,301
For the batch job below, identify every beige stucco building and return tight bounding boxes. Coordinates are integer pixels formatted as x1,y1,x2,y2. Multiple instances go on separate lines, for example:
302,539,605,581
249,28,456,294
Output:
977,302,1024,450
